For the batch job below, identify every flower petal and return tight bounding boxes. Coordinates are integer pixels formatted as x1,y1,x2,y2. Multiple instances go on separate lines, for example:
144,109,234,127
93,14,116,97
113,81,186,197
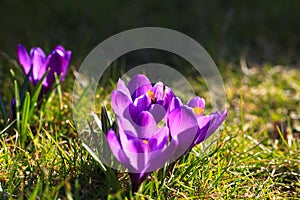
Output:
149,104,166,123
134,111,159,138
172,126,198,159
127,74,152,100
116,78,131,98
162,86,174,105
118,110,159,139
17,44,32,75
61,50,71,81
54,45,66,56
30,47,47,85
194,109,227,144
124,139,150,153
106,129,130,167
148,126,169,151
187,96,205,110
187,96,205,116
134,94,151,111
122,127,170,173
168,106,198,157
124,103,139,122
111,90,132,117
144,137,178,172
112,125,147,172
169,97,183,113
43,47,71,89
168,106,196,138
151,82,164,100
44,49,63,89
123,139,149,171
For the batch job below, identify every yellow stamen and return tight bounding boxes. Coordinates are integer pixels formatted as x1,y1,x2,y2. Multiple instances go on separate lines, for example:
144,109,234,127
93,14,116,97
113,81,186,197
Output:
147,90,156,103
147,90,154,98
192,107,203,116
142,139,149,145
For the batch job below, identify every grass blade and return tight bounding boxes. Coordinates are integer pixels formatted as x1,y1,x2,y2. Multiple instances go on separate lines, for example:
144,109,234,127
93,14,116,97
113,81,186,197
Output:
54,72,63,109
82,142,107,172
14,80,21,133
0,120,15,136
28,178,40,200
21,92,30,145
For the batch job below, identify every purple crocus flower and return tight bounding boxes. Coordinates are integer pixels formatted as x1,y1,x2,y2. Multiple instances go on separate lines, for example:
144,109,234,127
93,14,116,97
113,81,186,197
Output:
108,75,177,191
106,74,227,193
17,43,71,94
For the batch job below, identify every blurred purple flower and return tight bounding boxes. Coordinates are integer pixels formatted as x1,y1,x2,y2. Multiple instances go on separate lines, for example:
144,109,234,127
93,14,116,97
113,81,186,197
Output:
17,43,71,93
10,98,16,119
106,74,227,192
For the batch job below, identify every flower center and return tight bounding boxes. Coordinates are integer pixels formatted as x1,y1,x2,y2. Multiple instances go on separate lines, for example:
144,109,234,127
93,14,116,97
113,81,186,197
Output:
147,90,156,103
192,107,203,116
142,139,149,145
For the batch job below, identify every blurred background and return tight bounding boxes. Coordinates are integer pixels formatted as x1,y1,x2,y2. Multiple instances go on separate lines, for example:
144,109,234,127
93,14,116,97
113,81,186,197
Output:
1,0,300,68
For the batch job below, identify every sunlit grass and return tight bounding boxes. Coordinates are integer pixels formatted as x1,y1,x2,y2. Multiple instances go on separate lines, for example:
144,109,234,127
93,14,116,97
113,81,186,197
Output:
0,63,300,199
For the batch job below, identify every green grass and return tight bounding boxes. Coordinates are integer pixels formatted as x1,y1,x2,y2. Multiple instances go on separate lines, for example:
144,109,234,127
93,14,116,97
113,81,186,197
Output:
0,61,299,199
1,1,300,198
